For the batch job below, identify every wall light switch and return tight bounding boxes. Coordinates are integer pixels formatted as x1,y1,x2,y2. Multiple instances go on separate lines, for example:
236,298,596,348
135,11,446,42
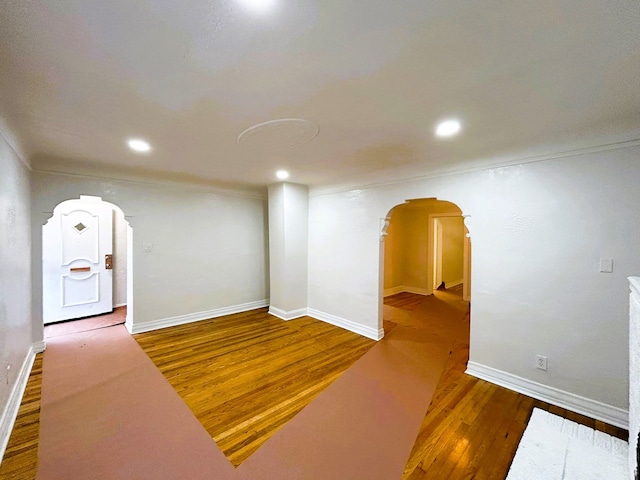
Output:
599,259,613,273
142,243,153,253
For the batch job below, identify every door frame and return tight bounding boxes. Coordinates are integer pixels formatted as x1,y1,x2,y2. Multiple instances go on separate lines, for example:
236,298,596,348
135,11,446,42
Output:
426,212,469,297
433,217,444,290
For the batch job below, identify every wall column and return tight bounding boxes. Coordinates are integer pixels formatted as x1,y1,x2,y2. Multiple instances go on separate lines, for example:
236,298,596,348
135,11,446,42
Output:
268,182,308,320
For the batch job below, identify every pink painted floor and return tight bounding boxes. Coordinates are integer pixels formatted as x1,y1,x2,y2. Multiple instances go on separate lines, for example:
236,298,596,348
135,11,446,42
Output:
44,307,126,339
37,297,464,479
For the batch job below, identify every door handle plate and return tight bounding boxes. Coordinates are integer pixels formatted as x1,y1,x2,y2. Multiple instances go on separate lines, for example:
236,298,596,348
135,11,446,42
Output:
105,254,113,270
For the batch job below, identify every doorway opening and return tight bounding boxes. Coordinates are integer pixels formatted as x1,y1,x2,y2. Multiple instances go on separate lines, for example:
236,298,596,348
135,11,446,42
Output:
429,212,471,299
42,195,133,335
379,198,471,336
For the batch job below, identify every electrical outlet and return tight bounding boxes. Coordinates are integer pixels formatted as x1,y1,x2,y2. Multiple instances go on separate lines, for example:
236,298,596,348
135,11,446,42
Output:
599,259,614,273
536,355,548,371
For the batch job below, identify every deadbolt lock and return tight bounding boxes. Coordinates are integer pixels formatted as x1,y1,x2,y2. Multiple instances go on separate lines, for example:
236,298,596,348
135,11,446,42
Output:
105,254,113,270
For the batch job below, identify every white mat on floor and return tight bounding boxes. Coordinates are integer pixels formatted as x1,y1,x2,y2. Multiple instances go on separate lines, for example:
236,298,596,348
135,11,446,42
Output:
506,408,628,480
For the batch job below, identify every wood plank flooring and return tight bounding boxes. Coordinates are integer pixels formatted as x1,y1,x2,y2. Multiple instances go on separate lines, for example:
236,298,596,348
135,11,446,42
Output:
134,309,375,466
0,292,628,479
386,291,628,479
0,355,42,480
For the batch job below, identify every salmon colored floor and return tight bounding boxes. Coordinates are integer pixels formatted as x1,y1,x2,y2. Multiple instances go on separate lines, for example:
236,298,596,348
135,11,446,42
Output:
44,306,126,339
36,303,460,479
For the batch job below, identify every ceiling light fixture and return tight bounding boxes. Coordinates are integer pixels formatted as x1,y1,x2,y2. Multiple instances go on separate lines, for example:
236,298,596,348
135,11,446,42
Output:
239,0,276,13
435,119,462,138
276,170,289,180
127,138,151,153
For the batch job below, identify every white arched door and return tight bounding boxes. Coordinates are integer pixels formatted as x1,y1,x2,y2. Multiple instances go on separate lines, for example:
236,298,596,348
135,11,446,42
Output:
43,196,114,324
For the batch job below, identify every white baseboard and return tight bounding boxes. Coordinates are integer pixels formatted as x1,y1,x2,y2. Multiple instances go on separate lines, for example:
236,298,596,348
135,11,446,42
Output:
33,341,46,354
130,299,269,334
113,303,127,309
0,343,41,462
402,286,429,296
466,361,629,429
445,279,463,289
125,313,134,334
383,286,404,297
384,285,429,297
269,306,384,341
307,308,384,341
268,306,307,321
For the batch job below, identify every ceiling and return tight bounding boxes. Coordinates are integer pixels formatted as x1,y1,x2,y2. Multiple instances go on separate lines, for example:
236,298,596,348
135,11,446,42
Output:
1,0,639,193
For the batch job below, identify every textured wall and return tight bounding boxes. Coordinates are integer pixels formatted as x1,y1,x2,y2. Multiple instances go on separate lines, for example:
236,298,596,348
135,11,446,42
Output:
31,172,269,331
268,183,308,315
0,132,33,431
309,146,640,410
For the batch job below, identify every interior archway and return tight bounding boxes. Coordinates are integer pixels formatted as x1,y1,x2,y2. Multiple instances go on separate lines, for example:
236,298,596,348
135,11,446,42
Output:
42,195,133,331
378,198,471,338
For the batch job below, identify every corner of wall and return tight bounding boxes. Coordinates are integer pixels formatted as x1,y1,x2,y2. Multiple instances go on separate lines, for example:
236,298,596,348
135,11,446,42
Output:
0,119,30,171
268,306,307,321
130,300,269,334
307,308,383,341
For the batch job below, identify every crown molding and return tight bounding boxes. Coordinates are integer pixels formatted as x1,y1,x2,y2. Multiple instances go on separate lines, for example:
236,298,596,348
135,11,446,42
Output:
309,137,640,197
32,168,267,200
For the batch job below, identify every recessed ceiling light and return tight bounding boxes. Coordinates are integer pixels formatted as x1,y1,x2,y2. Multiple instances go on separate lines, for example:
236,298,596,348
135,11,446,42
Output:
276,170,289,180
127,138,151,153
435,119,462,138
239,0,276,13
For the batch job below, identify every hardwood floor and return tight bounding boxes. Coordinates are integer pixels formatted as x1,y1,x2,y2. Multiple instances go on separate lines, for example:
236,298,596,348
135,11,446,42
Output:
0,355,42,480
387,290,627,479
0,292,628,479
134,309,375,466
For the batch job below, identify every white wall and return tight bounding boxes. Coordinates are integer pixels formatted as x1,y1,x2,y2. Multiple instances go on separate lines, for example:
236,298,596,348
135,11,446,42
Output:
0,130,35,455
268,183,308,318
31,171,269,332
308,145,640,418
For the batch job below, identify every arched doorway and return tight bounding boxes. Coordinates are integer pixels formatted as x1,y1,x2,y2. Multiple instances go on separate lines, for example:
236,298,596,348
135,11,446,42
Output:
379,198,471,336
42,195,133,329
